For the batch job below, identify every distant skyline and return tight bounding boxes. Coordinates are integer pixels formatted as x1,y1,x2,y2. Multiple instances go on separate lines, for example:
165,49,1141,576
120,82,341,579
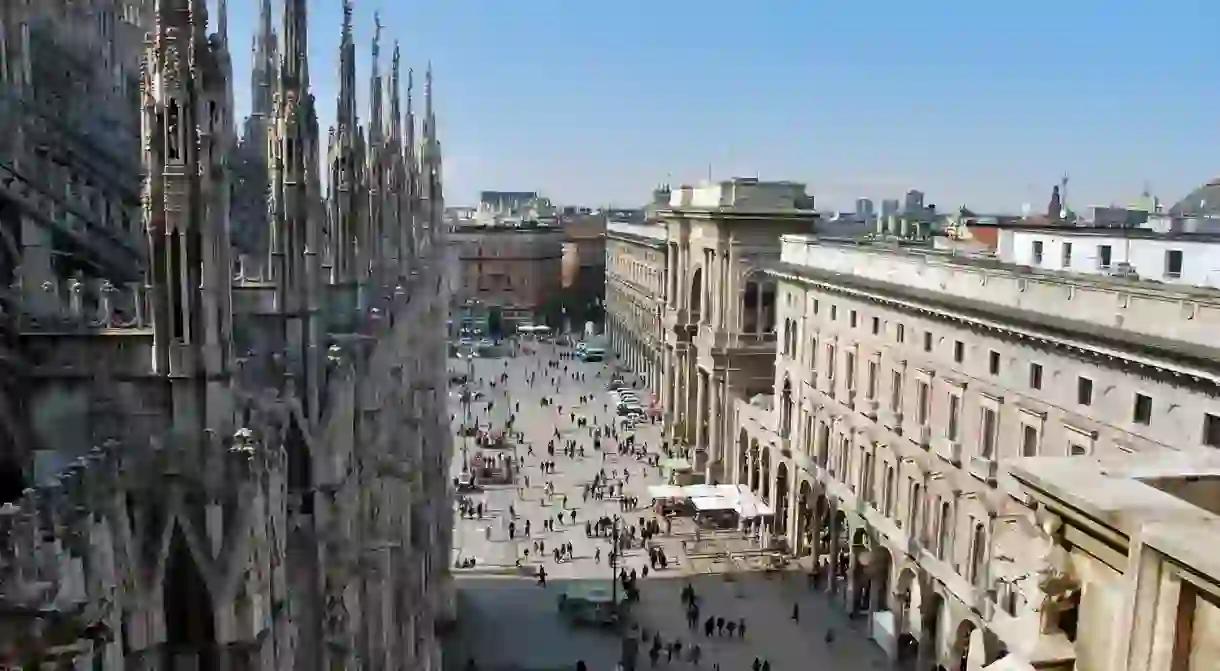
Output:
219,0,1220,212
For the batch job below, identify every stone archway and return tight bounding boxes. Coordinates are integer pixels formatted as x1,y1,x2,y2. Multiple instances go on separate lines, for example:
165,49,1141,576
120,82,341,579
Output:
950,619,978,671
796,480,814,557
737,430,749,486
894,567,922,667
830,509,849,597
760,448,771,503
749,439,760,492
775,462,790,541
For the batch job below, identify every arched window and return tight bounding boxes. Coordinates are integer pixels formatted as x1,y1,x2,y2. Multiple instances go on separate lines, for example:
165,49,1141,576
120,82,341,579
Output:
908,482,922,535
780,378,793,438
883,465,896,516
938,500,954,560
970,523,988,585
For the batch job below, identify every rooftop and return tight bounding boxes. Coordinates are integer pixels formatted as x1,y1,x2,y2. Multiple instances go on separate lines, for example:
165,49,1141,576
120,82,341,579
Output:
770,236,1220,384
1011,451,1220,580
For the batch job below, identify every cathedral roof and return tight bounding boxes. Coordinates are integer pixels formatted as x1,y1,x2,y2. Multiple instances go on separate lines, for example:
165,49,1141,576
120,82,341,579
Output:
1169,178,1220,217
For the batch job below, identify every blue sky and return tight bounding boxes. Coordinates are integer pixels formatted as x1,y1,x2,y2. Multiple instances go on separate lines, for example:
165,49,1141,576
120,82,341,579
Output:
219,0,1219,212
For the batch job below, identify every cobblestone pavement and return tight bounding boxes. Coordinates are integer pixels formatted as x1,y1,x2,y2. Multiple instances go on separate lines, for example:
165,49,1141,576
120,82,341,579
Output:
445,343,889,671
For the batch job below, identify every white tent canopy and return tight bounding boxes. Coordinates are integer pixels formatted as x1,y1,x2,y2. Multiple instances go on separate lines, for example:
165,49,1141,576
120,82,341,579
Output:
652,483,774,518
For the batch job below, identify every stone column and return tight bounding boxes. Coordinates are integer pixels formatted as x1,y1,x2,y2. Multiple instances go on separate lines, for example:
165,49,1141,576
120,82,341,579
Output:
694,370,707,450
707,373,722,481
824,504,840,594
786,477,801,550
702,249,712,325
660,348,673,414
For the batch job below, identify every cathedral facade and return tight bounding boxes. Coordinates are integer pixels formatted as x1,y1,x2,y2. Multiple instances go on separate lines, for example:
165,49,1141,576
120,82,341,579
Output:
0,0,454,669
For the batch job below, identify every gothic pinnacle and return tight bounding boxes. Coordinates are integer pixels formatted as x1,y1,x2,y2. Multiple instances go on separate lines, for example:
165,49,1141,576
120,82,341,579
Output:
390,42,402,143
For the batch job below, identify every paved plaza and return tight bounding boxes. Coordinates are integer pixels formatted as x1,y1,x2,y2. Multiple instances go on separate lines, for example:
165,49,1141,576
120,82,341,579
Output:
445,343,890,671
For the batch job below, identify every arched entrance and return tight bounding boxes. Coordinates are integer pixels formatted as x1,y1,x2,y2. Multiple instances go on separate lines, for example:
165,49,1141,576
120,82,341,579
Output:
775,462,790,542
749,439,760,492
737,430,749,486
895,568,923,667
760,448,771,503
950,619,978,671
796,481,814,557
831,509,849,597
487,306,504,337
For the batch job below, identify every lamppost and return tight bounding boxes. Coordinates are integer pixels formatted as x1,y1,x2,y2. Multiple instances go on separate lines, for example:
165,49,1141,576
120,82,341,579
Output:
610,516,620,605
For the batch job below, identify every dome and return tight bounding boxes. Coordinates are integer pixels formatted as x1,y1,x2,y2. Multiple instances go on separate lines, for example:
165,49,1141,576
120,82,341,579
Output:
1169,178,1220,217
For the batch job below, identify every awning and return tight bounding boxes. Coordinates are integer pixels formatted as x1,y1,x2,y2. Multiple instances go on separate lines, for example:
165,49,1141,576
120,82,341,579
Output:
691,496,734,511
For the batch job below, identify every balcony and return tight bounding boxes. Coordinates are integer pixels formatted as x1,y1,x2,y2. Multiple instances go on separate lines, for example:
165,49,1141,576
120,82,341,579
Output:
858,397,879,419
933,437,962,465
841,387,856,408
968,456,999,484
913,423,932,447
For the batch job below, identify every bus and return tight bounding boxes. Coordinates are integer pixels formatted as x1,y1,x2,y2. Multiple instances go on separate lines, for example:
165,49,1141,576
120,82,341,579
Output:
578,347,605,362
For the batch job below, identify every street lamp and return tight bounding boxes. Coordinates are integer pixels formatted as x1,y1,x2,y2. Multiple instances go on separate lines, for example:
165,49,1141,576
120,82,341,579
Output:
610,516,620,605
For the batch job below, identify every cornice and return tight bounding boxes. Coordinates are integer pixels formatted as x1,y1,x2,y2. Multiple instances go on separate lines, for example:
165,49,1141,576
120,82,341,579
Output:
767,263,1220,394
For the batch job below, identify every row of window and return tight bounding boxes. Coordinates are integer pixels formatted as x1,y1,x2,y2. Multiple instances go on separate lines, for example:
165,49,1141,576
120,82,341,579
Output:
1029,239,1184,278
810,417,991,590
781,292,1220,450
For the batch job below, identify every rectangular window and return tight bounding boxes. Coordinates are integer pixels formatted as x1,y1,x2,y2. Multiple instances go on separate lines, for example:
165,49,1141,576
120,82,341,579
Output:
1166,249,1183,278
980,407,998,458
890,371,903,413
916,381,930,425
850,310,858,328
1205,413,1220,448
813,299,819,315
988,350,1001,376
896,323,906,344
1062,242,1073,268
953,340,965,364
1133,393,1152,426
845,352,856,391
866,361,878,400
826,345,836,382
1029,362,1043,390
923,331,933,352
1099,245,1113,269
1022,424,1039,457
1032,240,1044,264
1077,377,1093,406
947,394,961,441
871,316,880,335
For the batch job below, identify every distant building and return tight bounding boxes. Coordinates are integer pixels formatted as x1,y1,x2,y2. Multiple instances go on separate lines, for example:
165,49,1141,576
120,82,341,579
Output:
998,225,1220,288
881,198,901,218
479,190,540,213
855,197,875,219
561,212,608,328
450,221,565,334
903,189,925,214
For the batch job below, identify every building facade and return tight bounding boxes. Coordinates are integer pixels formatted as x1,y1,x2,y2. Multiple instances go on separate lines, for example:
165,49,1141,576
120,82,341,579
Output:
0,0,454,668
656,180,819,482
1000,226,1220,289
605,219,668,387
730,235,1220,670
449,222,564,334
